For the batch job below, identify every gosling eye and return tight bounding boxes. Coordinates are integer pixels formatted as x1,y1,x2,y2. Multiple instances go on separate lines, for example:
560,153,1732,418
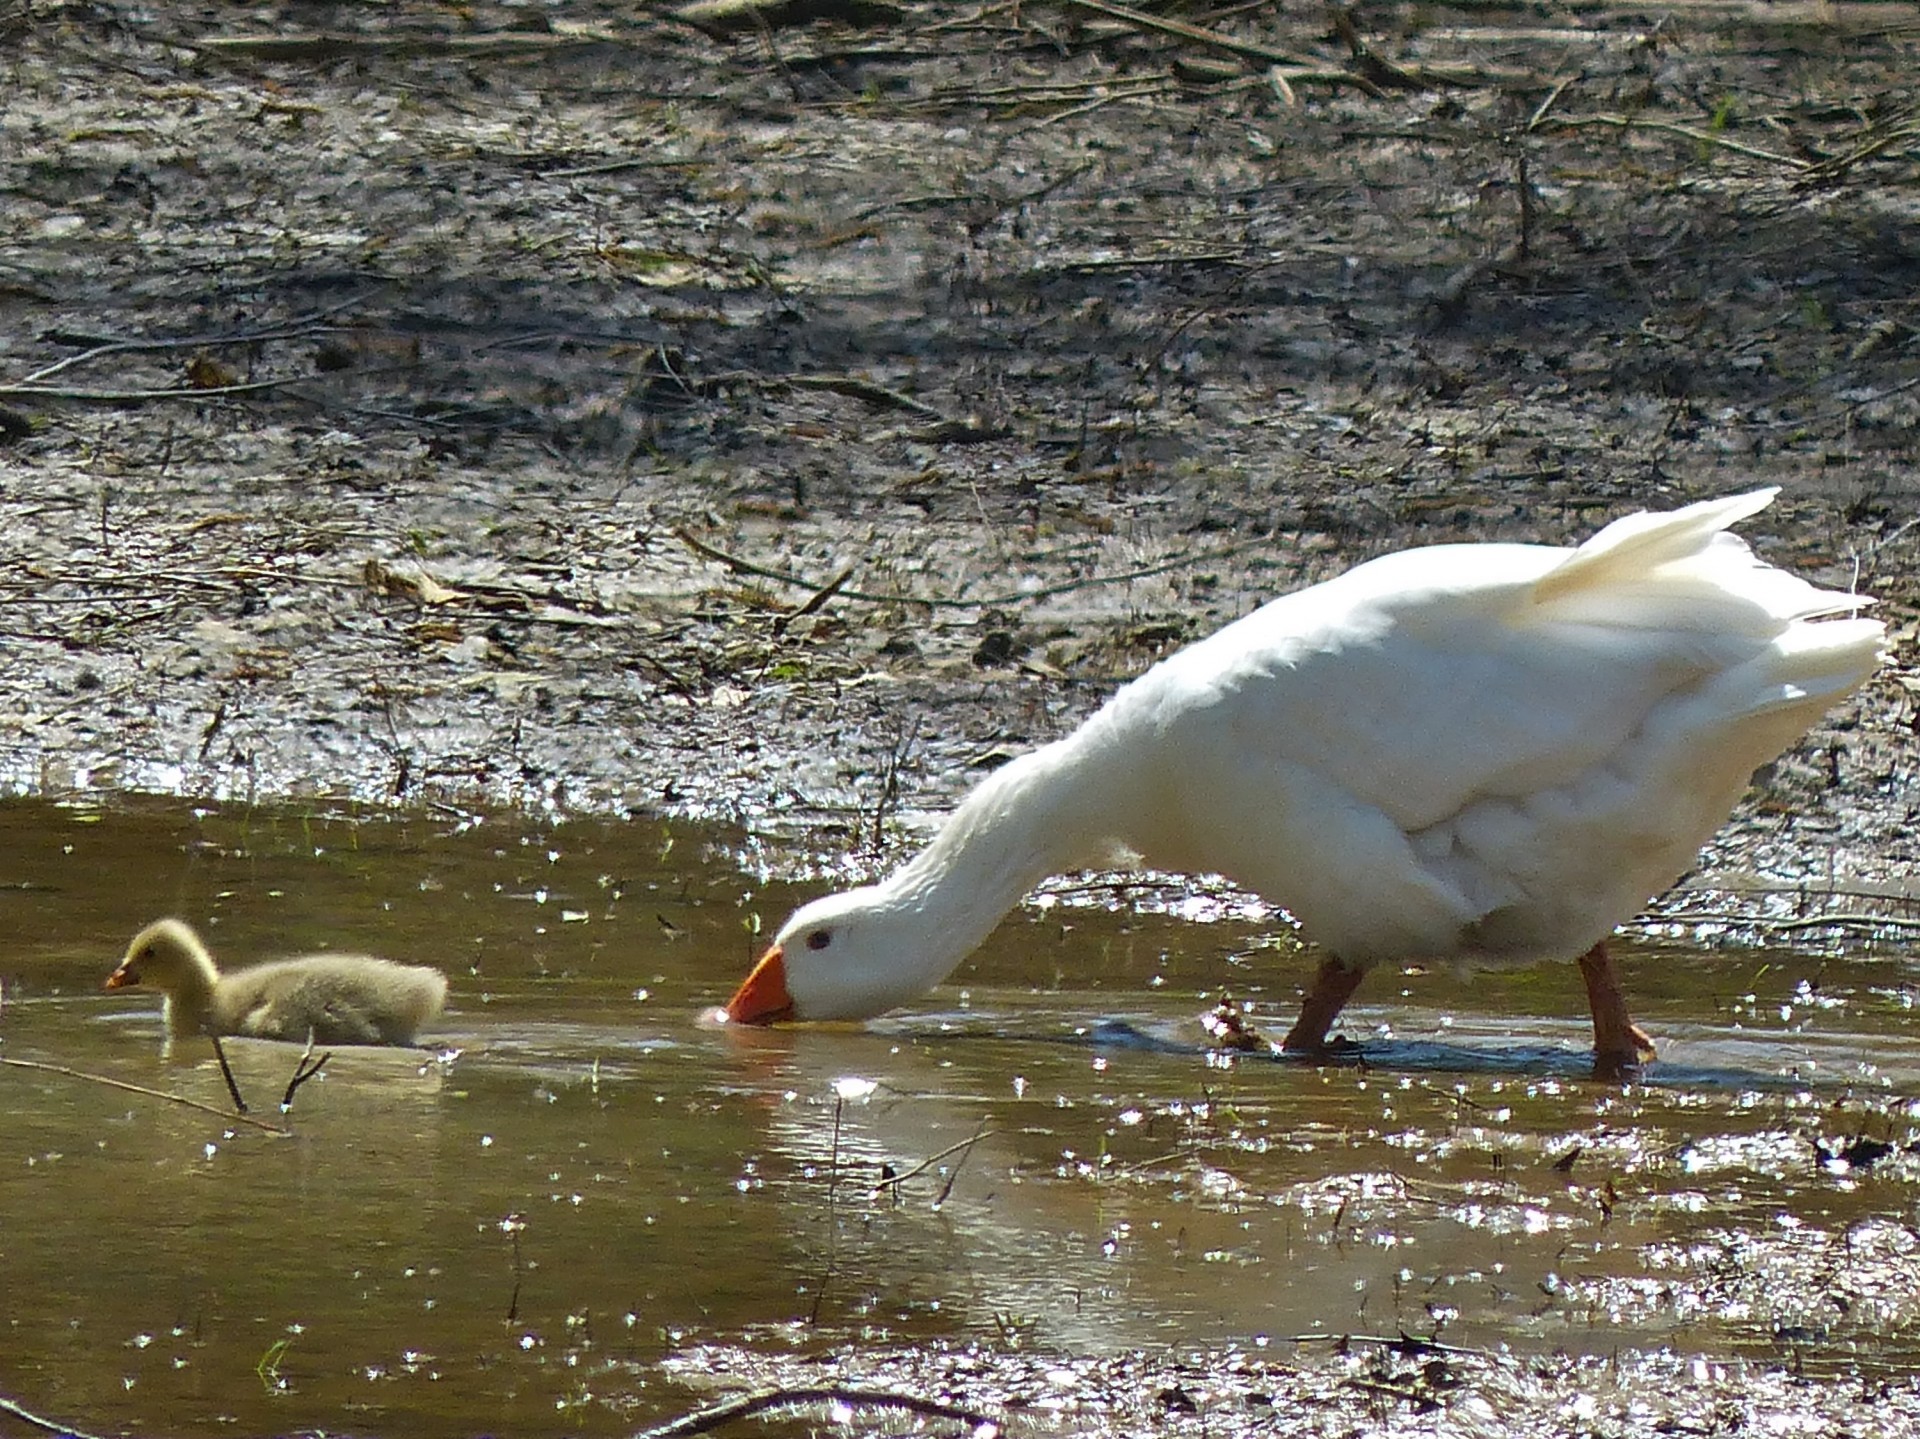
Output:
805,929,833,952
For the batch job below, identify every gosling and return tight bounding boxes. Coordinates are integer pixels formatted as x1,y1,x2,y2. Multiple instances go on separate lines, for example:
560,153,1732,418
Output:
105,918,447,1046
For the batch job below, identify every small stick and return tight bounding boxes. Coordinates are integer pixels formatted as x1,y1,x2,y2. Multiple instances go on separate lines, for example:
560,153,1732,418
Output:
1281,1330,1496,1356
867,719,921,854
209,1033,248,1113
871,1128,1000,1194
541,155,707,180
0,375,313,402
1019,80,1175,131
0,1392,114,1439
280,1033,333,1111
932,1118,988,1207
786,372,948,419
1636,910,1920,937
633,1386,998,1439
17,305,368,386
808,1093,847,1325
182,29,629,60
1062,0,1313,68
1537,112,1807,169
677,528,1271,611
0,1057,289,1136
1526,74,1576,132
775,565,855,631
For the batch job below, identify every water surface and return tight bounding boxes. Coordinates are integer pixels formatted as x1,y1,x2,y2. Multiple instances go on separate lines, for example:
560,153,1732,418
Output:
3,796,1917,1436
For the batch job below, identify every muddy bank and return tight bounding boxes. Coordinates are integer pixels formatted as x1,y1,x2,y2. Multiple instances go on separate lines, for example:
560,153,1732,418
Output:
656,1341,1920,1438
4,1,1918,896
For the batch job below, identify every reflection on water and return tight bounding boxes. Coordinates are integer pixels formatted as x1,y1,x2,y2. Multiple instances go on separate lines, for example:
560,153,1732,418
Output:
1,795,1918,1435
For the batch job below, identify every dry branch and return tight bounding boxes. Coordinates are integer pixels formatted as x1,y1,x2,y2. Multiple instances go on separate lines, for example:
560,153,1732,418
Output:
1062,0,1313,67
674,0,904,34
17,308,366,387
787,372,948,419
1327,5,1526,90
0,376,315,403
1539,112,1810,168
777,566,856,630
183,29,632,60
675,529,1272,611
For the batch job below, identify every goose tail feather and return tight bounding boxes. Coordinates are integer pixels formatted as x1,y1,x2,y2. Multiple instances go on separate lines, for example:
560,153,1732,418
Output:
1531,488,1873,633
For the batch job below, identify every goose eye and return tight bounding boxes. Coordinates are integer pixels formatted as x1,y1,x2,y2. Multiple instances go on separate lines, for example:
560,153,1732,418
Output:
805,929,832,951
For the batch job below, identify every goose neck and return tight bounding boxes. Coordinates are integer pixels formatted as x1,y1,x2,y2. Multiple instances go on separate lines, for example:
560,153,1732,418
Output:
886,733,1119,936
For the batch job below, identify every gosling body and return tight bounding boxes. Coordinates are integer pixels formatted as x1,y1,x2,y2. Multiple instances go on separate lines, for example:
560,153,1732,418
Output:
106,918,447,1047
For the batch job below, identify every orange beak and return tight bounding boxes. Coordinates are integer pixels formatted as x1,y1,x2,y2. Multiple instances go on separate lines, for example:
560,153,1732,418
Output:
103,967,136,991
724,943,795,1024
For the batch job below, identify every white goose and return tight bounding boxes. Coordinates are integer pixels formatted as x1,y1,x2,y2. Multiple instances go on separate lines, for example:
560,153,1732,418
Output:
106,918,448,1047
724,489,1885,1072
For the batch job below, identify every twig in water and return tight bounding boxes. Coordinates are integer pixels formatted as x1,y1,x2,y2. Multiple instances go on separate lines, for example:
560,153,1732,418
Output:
0,1057,289,1136
1639,909,1920,937
210,1033,248,1112
932,1118,988,1207
281,1033,332,1111
872,1126,998,1197
500,1213,528,1324
1281,1329,1491,1357
633,1385,999,1439
809,1091,847,1325
0,1392,114,1439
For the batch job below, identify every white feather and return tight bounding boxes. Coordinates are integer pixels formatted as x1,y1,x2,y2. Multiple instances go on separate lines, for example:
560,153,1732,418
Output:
754,490,1886,1025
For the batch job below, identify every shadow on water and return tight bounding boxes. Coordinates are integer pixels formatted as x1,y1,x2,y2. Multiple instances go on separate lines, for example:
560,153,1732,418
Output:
1010,1018,1862,1093
2,795,1919,1437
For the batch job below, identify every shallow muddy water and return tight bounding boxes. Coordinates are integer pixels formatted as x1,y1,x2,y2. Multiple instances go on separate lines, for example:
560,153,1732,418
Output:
3,795,1919,1436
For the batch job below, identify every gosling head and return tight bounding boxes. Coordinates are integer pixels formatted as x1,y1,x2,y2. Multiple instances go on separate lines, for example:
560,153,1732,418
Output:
104,918,215,994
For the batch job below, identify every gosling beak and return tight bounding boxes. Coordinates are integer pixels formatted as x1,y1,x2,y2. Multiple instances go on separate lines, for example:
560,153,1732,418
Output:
724,943,794,1024
103,966,136,991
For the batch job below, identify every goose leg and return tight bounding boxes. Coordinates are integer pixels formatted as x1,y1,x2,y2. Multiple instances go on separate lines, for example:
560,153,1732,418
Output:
1578,940,1657,1077
1281,957,1366,1055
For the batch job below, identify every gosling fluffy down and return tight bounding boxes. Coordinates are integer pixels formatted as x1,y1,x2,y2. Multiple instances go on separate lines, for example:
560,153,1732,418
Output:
106,918,447,1046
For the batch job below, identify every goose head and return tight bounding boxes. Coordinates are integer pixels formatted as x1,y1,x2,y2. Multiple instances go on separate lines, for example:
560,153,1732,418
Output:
724,739,1109,1025
724,884,973,1024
